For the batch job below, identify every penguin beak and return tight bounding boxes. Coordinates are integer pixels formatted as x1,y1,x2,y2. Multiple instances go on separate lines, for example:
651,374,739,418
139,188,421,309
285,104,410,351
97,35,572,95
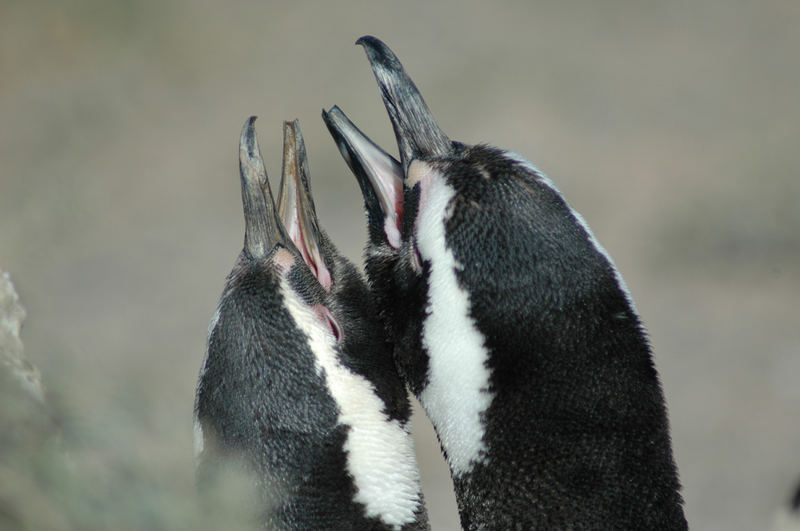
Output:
355,35,451,170
322,106,403,249
239,116,288,259
277,120,332,290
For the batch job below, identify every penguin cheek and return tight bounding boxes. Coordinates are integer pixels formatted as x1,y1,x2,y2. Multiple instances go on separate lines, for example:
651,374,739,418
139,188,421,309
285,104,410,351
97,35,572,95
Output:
312,304,342,343
273,248,296,273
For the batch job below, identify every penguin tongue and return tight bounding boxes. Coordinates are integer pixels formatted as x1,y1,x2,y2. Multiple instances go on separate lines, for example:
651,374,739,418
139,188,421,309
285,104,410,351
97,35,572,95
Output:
238,116,289,259
322,106,403,249
355,35,451,170
277,120,332,291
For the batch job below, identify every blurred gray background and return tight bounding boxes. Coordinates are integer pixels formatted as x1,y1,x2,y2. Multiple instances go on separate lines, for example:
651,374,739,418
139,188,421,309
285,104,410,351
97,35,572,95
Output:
2,1,799,529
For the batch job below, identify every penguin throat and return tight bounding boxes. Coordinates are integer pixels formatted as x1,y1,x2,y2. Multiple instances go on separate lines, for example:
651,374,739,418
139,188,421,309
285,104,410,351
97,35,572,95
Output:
413,167,493,478
279,281,424,528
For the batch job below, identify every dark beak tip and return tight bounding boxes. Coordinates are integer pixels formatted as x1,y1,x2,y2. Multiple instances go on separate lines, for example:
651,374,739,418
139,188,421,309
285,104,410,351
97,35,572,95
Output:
352,36,451,166
242,115,260,158
355,35,398,68
321,106,345,127
354,35,375,47
320,109,334,133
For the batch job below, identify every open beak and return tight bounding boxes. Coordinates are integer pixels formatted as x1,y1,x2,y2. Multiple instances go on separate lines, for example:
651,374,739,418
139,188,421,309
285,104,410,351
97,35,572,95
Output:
355,35,451,171
322,106,403,249
277,120,332,290
238,116,287,259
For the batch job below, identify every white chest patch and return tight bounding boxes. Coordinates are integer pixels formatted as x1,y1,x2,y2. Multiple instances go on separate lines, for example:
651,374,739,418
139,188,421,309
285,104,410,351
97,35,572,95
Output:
279,281,422,529
410,161,494,478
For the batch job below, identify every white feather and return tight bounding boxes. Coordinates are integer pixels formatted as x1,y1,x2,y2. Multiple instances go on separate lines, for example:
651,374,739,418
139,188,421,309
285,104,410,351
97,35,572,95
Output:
410,161,493,478
280,280,422,529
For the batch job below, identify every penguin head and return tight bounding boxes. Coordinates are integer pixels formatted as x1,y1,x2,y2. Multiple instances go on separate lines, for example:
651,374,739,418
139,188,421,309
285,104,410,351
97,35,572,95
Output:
235,117,402,365
324,36,645,394
197,117,425,528
321,37,483,396
197,119,343,455
322,105,432,394
323,37,686,529
199,118,397,462
274,120,341,341
232,117,405,409
233,117,339,342
277,120,409,410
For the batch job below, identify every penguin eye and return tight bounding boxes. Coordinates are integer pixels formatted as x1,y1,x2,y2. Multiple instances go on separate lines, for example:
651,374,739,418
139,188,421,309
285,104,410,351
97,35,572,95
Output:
312,304,342,343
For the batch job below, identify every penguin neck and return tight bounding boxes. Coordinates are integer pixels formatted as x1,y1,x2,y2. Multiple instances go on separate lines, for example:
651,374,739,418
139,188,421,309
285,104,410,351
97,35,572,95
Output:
364,241,430,398
277,277,427,529
363,176,495,485
198,260,428,530
416,264,685,528
406,170,685,528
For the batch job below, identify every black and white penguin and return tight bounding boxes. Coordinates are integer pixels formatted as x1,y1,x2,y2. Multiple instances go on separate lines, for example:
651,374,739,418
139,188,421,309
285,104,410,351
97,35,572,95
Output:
323,36,687,529
193,117,429,530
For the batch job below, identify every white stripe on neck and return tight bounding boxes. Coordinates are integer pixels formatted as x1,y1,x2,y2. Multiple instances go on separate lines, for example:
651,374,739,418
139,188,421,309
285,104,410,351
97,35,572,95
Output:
410,161,493,478
280,280,422,529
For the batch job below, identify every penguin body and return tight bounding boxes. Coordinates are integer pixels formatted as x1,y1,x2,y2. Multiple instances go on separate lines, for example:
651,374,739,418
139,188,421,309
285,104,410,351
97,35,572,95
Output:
194,118,428,530
324,37,687,529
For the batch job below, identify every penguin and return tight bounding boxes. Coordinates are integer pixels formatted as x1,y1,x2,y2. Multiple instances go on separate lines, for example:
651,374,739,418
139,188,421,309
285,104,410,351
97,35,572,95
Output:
322,36,687,529
193,117,429,530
